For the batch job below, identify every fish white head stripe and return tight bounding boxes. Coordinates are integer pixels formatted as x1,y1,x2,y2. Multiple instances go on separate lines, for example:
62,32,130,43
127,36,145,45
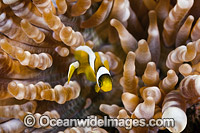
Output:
76,46,96,71
96,67,110,87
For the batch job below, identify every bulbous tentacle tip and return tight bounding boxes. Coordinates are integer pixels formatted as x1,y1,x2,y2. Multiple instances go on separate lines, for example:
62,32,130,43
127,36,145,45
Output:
2,0,19,5
162,107,187,133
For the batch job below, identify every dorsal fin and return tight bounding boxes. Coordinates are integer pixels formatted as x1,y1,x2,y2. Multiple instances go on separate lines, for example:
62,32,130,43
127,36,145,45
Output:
103,60,109,71
74,50,89,66
94,52,103,73
98,52,110,70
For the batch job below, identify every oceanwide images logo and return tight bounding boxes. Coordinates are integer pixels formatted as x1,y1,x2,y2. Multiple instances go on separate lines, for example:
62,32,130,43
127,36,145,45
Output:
23,114,175,129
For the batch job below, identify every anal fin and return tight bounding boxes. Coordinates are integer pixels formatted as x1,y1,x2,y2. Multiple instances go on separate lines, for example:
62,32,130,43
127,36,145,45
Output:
77,66,86,74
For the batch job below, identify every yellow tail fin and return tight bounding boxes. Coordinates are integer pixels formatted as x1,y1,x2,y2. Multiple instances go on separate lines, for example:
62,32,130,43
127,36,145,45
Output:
67,61,79,83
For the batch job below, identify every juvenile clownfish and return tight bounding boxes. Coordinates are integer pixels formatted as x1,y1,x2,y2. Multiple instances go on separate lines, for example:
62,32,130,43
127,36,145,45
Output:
67,46,112,92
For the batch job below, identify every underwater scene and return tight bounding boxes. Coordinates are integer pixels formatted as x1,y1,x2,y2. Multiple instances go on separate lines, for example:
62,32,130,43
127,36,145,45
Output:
0,0,200,132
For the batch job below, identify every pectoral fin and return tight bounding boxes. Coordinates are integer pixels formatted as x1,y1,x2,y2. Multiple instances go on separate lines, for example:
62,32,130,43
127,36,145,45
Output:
67,61,79,83
95,84,100,93
85,66,96,82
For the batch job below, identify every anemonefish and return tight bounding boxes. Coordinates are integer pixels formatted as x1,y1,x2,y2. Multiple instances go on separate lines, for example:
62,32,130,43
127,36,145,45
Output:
67,46,112,92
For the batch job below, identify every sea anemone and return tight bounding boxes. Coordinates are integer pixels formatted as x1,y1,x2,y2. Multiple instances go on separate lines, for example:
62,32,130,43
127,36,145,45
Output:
0,0,200,132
